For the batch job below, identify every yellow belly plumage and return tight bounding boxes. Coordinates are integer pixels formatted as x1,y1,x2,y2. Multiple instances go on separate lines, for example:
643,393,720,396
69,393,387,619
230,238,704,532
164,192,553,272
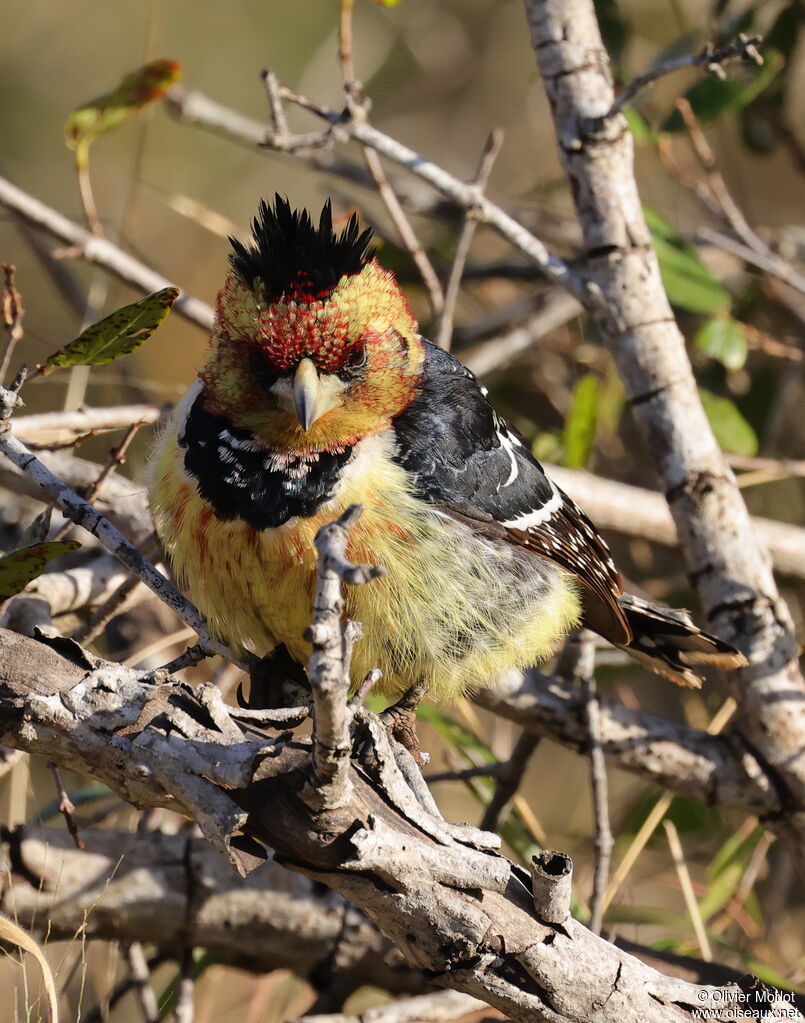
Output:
149,427,581,702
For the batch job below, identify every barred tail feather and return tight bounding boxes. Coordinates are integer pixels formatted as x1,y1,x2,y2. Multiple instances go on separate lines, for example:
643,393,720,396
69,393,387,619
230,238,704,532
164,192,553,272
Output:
616,593,747,689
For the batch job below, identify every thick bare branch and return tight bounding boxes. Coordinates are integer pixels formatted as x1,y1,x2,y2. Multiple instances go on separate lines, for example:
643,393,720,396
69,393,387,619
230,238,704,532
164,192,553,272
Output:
473,670,784,825
1,827,423,995
522,0,805,872
2,628,799,1023
544,464,805,581
304,506,385,810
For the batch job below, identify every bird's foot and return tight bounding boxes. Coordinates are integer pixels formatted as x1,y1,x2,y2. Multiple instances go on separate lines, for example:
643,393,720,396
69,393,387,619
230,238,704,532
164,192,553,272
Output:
380,681,427,766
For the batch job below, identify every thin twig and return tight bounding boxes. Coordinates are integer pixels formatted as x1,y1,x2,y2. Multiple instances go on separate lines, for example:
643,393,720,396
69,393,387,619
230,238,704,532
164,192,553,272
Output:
157,643,211,675
70,572,145,646
0,264,25,385
675,98,768,256
595,34,763,124
0,397,244,666
76,161,103,237
294,991,486,1023
436,128,504,350
585,675,612,935
52,420,144,541
600,698,737,914
425,762,501,784
47,760,84,850
699,225,805,299
337,0,444,318
164,83,595,308
663,820,713,962
85,421,142,504
261,69,290,139
480,730,540,833
0,175,214,331
10,405,163,442
123,942,160,1023
338,0,357,89
174,947,195,1023
557,630,612,934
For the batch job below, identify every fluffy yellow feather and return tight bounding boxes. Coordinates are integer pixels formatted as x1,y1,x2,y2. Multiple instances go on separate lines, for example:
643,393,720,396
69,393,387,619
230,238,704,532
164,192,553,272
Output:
149,419,580,702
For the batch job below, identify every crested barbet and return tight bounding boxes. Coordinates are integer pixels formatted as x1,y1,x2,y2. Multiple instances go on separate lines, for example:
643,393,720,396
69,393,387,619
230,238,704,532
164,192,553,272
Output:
148,196,745,707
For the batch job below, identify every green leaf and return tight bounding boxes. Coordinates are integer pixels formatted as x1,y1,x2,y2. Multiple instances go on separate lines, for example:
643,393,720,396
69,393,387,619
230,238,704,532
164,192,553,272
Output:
531,430,563,464
699,389,758,456
563,374,599,469
65,59,182,168
39,287,179,375
645,205,729,314
662,51,783,133
694,316,748,371
699,826,763,922
0,541,81,599
624,107,656,145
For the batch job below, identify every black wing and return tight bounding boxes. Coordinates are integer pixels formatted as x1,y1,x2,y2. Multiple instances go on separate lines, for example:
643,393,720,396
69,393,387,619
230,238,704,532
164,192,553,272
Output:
391,339,630,644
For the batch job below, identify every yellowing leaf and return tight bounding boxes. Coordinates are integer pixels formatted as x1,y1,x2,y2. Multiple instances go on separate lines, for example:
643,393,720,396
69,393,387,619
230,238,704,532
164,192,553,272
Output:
65,59,182,167
39,287,179,375
0,541,81,599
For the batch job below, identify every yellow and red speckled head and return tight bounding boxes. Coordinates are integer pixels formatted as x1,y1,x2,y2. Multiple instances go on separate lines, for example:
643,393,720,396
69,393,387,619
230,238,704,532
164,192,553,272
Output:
201,198,424,448
214,257,417,375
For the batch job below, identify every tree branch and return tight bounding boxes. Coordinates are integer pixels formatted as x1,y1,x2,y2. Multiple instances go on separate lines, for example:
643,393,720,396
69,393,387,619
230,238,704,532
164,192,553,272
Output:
522,0,805,875
593,34,763,125
2,627,799,1022
0,176,214,331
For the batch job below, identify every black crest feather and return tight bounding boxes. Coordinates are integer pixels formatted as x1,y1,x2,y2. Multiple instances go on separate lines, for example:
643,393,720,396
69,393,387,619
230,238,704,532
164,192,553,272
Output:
229,195,374,301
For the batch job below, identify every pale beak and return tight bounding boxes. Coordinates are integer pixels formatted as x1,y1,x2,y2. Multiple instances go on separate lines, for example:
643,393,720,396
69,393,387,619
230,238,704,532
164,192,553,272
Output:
293,358,322,431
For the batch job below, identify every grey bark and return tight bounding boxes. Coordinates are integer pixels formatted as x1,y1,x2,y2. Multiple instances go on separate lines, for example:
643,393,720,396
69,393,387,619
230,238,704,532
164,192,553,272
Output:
1,629,800,1023
1,826,421,996
522,0,805,870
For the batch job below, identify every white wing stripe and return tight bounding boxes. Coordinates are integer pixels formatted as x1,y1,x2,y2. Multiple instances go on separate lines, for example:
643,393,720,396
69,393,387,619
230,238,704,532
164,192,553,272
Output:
501,485,562,529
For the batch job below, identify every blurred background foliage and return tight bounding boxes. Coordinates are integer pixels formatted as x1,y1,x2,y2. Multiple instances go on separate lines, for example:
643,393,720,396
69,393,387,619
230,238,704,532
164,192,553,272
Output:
1,0,804,1018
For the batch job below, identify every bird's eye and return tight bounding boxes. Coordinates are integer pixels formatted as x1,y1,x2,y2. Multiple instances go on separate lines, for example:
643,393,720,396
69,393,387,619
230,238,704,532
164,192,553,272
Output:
340,344,367,376
249,349,279,391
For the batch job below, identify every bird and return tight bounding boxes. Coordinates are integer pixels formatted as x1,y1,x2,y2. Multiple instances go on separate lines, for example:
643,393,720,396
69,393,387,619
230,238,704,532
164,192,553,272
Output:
148,195,745,719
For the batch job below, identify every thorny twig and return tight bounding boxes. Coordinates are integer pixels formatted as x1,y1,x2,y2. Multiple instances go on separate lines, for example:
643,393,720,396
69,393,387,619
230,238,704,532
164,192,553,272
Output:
436,128,504,350
336,2,445,318
592,33,764,126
